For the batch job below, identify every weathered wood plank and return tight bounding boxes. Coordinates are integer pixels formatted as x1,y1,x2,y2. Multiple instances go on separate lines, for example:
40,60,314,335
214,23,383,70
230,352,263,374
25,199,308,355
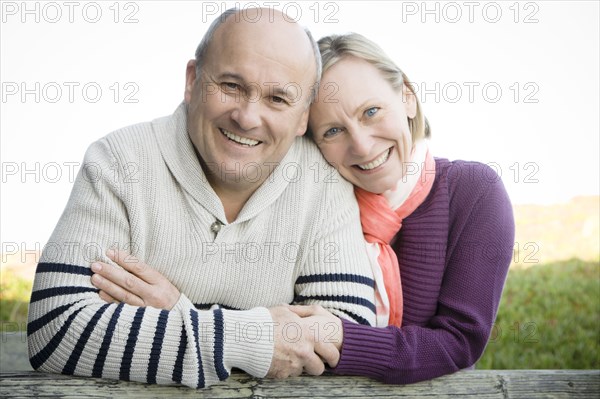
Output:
0,370,598,398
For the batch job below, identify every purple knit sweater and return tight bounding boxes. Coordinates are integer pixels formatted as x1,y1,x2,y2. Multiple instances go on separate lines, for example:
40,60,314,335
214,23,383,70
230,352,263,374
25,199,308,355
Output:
332,158,515,384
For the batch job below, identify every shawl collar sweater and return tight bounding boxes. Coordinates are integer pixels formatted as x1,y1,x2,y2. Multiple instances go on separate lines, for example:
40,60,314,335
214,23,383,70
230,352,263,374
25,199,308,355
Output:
27,103,377,389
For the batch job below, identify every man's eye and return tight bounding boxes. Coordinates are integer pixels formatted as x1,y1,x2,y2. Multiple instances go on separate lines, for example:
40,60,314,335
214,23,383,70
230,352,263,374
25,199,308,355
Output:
271,96,286,104
365,107,379,117
323,127,343,138
221,82,239,91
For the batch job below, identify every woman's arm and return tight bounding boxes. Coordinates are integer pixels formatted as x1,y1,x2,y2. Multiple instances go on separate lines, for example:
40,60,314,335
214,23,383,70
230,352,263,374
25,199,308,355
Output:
312,163,515,384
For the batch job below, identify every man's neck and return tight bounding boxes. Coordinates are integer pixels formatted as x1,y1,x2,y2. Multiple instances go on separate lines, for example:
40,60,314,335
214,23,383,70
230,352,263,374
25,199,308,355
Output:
210,179,262,223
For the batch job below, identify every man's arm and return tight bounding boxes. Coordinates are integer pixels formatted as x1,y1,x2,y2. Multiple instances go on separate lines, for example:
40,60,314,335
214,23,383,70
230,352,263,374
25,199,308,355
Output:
90,250,334,378
27,139,274,388
291,166,378,327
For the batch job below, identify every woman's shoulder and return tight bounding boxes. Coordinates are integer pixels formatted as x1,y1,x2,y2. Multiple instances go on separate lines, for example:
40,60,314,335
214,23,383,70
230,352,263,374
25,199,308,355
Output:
435,158,499,180
436,157,503,191
433,157,511,211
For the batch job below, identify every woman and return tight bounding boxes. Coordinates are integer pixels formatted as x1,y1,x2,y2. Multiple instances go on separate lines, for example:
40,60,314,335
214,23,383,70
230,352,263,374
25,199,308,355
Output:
293,33,515,384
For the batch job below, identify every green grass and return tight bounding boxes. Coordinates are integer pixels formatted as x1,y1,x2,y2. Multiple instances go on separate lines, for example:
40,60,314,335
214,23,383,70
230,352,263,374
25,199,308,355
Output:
0,269,32,332
478,259,599,369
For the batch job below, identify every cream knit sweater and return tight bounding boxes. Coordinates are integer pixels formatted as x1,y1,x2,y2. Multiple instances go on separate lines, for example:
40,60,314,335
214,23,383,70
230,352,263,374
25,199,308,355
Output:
27,103,376,389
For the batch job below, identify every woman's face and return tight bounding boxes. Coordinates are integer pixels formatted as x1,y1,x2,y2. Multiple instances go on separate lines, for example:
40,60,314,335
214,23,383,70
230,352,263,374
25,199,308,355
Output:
309,56,417,194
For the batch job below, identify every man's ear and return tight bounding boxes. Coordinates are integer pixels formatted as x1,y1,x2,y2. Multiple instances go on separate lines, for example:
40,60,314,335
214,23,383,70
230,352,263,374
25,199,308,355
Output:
184,60,197,103
296,108,310,136
403,83,417,119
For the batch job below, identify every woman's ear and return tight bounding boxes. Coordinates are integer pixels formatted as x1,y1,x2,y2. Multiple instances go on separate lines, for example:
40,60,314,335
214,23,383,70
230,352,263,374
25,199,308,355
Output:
403,83,417,119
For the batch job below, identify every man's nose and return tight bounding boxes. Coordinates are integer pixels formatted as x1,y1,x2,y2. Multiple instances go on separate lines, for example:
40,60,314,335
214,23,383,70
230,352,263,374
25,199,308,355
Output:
230,97,262,131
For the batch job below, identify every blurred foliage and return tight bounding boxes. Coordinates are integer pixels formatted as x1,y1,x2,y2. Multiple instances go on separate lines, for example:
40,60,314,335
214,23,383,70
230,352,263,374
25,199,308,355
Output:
0,269,32,331
511,196,599,267
478,259,599,369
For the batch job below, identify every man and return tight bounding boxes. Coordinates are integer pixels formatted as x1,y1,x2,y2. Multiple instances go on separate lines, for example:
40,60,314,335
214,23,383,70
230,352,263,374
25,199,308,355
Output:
27,8,376,389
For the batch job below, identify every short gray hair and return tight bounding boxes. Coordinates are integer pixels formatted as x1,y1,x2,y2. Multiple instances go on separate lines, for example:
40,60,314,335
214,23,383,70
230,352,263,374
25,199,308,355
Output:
194,7,322,105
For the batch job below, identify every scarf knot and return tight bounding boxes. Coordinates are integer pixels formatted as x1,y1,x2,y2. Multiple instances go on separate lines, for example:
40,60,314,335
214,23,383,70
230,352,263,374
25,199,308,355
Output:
355,187,402,244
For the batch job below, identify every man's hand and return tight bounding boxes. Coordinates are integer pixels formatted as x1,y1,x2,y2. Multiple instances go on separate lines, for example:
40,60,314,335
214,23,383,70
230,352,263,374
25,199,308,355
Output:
287,305,344,366
91,249,181,310
267,305,342,378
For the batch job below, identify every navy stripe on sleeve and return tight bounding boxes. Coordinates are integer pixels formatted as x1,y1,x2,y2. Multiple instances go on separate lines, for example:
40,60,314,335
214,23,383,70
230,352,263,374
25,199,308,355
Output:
30,287,98,303
190,309,205,389
29,307,84,370
27,300,83,336
119,307,145,381
36,262,93,277
213,308,229,381
147,310,169,384
172,325,187,384
193,303,241,311
295,273,375,288
337,309,372,326
92,303,124,378
62,304,110,375
294,295,376,313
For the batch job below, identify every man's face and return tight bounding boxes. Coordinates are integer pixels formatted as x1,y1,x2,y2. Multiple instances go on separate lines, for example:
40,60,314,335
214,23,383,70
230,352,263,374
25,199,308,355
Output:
184,15,315,193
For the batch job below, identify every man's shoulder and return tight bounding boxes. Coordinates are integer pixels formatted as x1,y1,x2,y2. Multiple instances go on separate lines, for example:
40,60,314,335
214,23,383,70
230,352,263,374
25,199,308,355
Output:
90,106,181,161
293,136,326,162
292,137,352,190
102,113,170,147
275,137,356,217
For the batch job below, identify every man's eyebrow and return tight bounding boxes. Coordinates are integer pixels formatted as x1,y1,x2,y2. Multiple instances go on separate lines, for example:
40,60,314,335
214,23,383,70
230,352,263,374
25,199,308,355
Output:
215,73,296,101
269,85,292,99
216,72,244,82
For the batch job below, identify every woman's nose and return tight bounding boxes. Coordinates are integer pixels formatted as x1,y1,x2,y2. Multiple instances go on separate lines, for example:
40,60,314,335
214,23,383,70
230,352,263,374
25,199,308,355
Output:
348,129,374,158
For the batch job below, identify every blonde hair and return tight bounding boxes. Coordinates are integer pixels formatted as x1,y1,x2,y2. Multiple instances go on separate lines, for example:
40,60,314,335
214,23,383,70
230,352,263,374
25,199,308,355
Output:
317,33,430,140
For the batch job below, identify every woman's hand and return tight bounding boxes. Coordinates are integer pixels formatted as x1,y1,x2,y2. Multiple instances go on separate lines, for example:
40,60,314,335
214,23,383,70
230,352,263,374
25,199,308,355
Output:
91,249,181,310
287,304,344,367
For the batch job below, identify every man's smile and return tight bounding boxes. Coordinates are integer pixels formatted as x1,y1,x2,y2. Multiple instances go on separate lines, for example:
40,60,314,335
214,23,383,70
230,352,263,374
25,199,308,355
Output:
219,128,262,147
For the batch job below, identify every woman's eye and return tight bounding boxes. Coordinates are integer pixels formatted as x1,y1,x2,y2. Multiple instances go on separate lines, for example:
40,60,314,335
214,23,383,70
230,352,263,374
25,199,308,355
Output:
365,107,379,117
323,127,342,138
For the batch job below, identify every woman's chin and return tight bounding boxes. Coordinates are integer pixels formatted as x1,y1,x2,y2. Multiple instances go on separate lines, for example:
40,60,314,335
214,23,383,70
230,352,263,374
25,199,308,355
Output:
353,177,395,195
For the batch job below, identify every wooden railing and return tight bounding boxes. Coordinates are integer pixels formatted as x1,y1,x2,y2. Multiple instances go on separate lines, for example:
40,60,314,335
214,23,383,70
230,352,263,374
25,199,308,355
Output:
1,369,598,398
1,333,598,397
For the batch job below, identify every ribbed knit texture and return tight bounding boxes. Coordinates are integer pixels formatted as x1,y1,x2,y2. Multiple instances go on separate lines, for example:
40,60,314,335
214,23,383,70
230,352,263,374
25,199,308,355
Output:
333,158,515,384
27,103,376,389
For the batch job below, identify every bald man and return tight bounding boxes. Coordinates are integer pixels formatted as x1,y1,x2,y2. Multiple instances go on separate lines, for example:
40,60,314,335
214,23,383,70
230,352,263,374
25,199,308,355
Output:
27,8,376,389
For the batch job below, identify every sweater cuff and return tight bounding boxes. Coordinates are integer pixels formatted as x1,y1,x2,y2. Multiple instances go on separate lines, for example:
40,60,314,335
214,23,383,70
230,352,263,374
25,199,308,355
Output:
172,292,195,312
222,307,274,378
332,319,396,380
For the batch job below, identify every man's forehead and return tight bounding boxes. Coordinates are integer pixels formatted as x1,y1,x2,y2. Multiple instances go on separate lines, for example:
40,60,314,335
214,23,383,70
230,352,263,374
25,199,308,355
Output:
205,12,314,83
211,8,309,55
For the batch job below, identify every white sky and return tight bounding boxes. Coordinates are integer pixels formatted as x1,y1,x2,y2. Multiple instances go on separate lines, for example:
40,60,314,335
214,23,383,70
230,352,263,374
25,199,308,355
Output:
1,0,599,249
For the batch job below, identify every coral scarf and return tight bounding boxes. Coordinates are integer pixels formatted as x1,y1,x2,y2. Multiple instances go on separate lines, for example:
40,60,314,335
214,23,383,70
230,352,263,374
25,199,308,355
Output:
355,142,435,327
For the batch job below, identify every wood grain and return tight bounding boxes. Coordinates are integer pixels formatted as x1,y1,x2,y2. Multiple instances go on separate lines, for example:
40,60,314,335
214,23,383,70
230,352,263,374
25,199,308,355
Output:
1,370,598,398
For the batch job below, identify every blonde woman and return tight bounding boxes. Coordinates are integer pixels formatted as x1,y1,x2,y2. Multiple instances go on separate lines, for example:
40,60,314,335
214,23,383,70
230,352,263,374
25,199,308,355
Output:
294,33,515,383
